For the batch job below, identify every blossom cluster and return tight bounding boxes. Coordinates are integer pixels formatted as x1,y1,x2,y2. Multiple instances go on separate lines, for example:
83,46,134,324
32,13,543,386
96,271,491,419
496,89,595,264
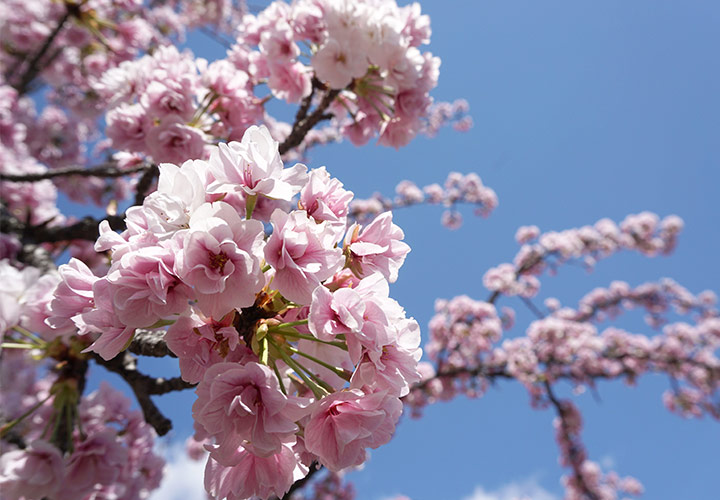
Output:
100,44,264,164
483,212,684,297
349,171,498,228
551,278,718,327
234,0,442,148
553,400,644,500
44,126,420,499
0,86,62,224
0,351,163,500
0,0,244,113
407,284,720,421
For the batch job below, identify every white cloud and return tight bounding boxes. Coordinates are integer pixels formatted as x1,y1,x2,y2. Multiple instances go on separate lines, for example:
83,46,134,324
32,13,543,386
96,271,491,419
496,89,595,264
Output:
150,442,207,500
463,478,559,500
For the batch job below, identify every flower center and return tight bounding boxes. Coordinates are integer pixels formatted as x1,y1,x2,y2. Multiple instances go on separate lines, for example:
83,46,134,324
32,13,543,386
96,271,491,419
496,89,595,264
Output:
210,252,229,273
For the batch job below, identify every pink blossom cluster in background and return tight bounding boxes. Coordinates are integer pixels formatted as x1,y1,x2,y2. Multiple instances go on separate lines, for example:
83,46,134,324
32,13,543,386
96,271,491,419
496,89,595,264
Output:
349,171,498,229
0,351,164,500
483,213,684,298
553,400,644,500
235,0,439,148
0,86,63,223
402,216,719,500
101,45,263,163
0,0,245,115
409,274,719,419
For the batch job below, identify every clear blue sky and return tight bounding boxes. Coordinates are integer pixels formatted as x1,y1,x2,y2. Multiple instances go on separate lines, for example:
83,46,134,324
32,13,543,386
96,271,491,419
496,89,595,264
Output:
80,1,720,499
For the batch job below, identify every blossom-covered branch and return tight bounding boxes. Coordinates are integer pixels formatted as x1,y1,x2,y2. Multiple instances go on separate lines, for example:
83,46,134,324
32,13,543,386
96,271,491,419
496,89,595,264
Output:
484,213,684,300
350,172,498,229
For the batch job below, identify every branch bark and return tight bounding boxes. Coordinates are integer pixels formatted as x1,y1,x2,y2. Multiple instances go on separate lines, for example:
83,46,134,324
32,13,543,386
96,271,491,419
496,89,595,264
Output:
93,352,195,436
128,329,175,358
278,87,340,156
8,10,71,94
0,163,152,183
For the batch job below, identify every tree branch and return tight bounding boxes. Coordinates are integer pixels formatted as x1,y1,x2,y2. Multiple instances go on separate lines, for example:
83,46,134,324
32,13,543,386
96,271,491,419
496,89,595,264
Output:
133,164,160,206
8,10,71,94
1,210,126,243
0,163,152,183
93,352,195,436
281,462,321,500
544,381,600,500
128,329,175,358
279,87,340,155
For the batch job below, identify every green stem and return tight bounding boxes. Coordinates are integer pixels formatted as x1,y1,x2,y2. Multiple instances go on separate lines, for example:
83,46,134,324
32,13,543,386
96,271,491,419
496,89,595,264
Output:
271,330,347,350
246,194,258,220
271,360,287,396
12,325,44,344
274,319,309,329
1,343,37,349
0,393,53,438
287,346,352,381
272,339,328,399
260,336,269,365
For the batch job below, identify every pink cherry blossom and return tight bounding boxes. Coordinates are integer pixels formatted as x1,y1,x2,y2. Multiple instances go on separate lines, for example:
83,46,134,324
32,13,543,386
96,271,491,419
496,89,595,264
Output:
204,444,306,500
176,201,265,318
0,440,65,500
193,362,307,462
300,166,354,236
304,388,402,471
345,211,410,283
208,125,308,202
264,209,344,304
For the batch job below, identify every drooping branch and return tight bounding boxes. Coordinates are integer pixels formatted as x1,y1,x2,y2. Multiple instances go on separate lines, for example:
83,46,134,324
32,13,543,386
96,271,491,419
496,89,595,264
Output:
93,352,195,436
0,163,152,183
544,381,599,500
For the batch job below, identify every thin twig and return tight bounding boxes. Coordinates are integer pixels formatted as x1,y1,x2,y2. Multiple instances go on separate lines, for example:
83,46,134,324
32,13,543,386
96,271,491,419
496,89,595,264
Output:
520,296,546,319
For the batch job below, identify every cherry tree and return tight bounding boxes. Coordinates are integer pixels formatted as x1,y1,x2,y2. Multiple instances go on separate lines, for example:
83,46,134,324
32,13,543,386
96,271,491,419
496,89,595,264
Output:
0,1,717,499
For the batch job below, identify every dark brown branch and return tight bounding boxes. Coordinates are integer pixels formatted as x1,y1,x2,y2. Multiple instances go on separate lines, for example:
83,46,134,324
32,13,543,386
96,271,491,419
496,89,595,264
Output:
93,352,195,436
133,164,160,206
17,244,56,273
281,462,321,500
9,10,71,94
408,364,513,395
0,163,152,183
278,88,340,155
1,210,126,243
293,80,318,128
128,329,175,358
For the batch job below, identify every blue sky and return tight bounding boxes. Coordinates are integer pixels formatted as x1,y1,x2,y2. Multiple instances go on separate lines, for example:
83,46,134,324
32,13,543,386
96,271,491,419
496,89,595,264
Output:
79,1,720,499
